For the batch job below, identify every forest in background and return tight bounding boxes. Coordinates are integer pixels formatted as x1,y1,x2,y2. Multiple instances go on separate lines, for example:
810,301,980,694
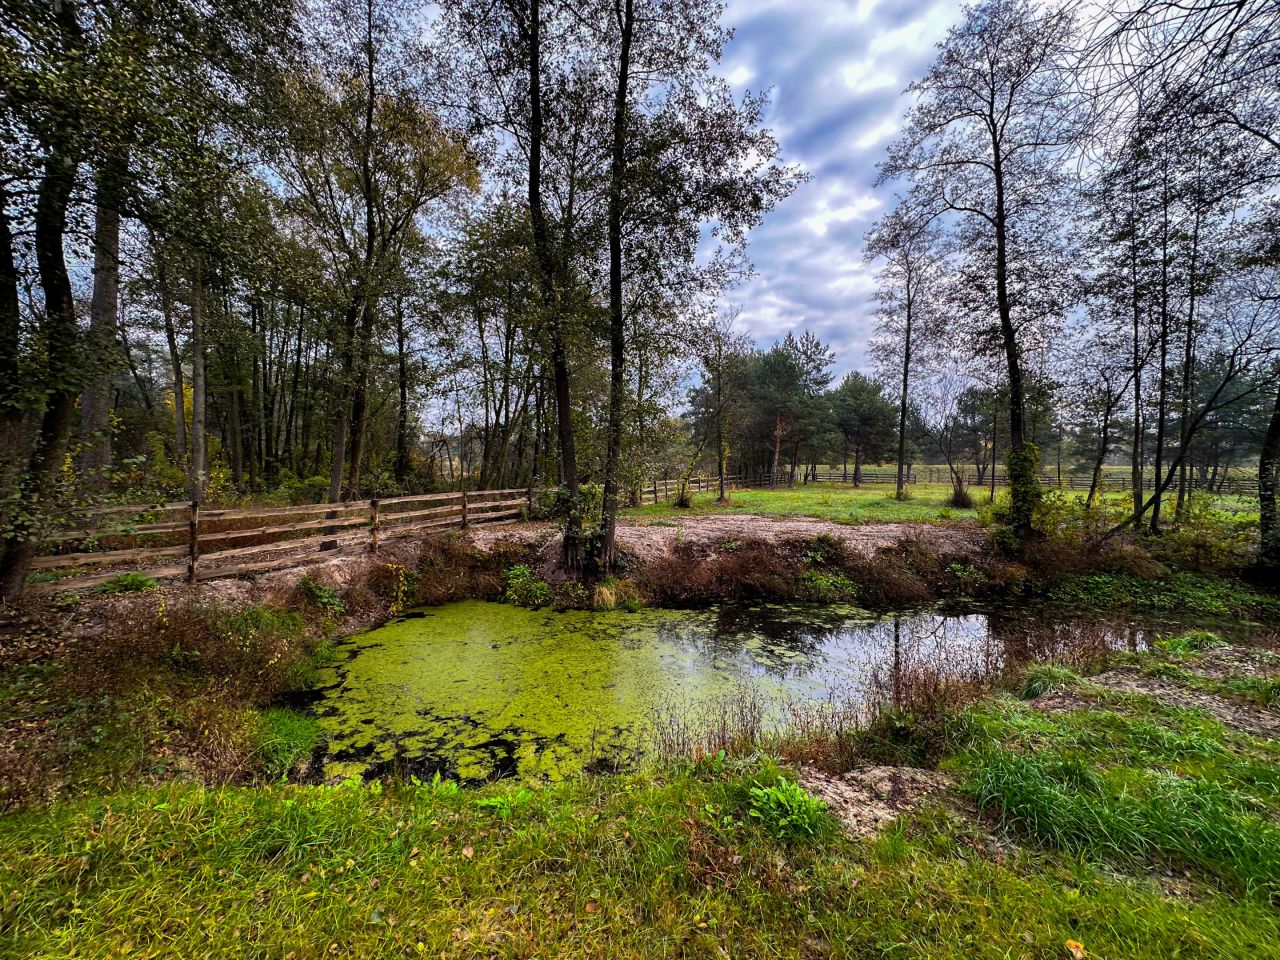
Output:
1,0,1278,598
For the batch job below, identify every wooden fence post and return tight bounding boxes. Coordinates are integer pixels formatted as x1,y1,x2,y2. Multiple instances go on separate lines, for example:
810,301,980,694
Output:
187,500,200,584
460,488,469,529
369,498,380,554
525,485,534,516
652,479,658,504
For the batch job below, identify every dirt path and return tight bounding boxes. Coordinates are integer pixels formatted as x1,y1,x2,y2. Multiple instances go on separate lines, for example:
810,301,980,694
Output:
1089,669,1280,740
469,514,985,567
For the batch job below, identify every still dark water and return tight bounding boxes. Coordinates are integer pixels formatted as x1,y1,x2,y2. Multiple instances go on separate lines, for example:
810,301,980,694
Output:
308,599,1170,783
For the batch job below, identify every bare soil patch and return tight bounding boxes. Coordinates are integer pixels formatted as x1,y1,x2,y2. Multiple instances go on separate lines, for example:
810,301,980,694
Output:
798,764,953,837
1181,646,1280,683
1090,669,1280,739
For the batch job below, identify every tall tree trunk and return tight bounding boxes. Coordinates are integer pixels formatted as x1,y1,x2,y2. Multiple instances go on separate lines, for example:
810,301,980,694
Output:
600,0,634,571
896,283,913,501
79,156,126,488
1130,221,1144,517
1150,165,1171,534
327,300,360,503
0,136,82,599
0,187,26,513
189,255,207,501
991,148,1036,539
346,306,375,497
525,0,580,566
1175,204,1201,522
394,299,412,484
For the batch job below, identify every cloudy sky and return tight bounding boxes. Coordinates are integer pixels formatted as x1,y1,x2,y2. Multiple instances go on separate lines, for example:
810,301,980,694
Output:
717,0,959,374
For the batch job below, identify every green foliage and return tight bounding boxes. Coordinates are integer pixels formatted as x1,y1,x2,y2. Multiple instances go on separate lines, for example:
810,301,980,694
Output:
1019,664,1083,700
254,708,321,780
503,565,550,607
747,777,827,840
411,771,461,797
476,788,533,819
1049,573,1280,619
297,575,346,616
1005,443,1042,537
1156,631,1228,656
801,569,857,602
947,562,988,594
1154,494,1260,574
94,572,158,594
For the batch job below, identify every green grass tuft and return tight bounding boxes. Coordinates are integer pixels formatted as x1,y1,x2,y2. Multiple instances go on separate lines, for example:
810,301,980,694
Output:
1019,664,1083,699
254,708,322,780
1156,630,1228,655
94,571,158,594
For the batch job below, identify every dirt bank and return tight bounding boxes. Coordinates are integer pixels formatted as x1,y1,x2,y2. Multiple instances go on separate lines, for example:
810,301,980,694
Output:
470,514,986,579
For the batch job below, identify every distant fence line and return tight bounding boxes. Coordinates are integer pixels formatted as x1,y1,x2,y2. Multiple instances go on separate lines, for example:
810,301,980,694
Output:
738,468,1257,497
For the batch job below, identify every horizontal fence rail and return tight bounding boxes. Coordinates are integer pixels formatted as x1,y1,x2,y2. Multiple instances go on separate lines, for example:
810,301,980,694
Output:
735,468,1257,497
29,487,539,595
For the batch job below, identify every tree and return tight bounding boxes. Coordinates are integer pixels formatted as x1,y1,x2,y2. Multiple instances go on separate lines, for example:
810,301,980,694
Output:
880,0,1083,540
830,373,895,485
866,197,947,499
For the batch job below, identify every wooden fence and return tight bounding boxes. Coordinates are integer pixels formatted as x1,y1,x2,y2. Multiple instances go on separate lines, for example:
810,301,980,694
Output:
29,488,534,595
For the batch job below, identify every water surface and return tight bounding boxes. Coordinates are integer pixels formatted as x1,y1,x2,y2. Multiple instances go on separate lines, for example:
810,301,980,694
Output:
309,599,1175,783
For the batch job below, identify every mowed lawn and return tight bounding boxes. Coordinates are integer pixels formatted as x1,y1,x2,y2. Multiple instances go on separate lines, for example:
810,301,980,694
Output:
622,482,1259,526
625,483,980,524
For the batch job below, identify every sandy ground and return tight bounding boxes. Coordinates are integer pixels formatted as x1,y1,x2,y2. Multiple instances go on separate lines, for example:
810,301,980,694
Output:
798,765,954,837
470,513,986,575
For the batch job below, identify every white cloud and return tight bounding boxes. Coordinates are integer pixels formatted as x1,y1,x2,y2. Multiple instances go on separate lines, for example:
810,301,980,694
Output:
841,59,896,93
802,193,880,236
855,115,899,149
726,64,754,88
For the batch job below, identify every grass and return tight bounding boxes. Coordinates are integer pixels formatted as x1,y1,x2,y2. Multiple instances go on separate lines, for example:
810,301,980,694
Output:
1048,572,1280,620
622,481,1258,528
255,707,323,780
623,483,979,524
954,691,1280,902
4,760,1280,959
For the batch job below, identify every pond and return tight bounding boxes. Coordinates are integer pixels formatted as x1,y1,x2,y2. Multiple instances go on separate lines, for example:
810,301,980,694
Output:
307,599,1180,783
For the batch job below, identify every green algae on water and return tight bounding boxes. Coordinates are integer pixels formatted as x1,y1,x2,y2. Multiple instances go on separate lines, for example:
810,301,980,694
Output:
310,600,879,782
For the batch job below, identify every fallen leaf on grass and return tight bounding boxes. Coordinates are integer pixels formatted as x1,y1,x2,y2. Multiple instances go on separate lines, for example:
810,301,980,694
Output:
461,845,473,859
1066,941,1087,959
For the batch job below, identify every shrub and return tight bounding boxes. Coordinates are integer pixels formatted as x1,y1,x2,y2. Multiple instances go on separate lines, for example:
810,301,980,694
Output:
369,562,420,614
949,484,974,509
748,778,827,841
95,571,158,594
801,569,857,602
1152,493,1259,574
504,564,550,607
947,562,988,595
296,574,346,616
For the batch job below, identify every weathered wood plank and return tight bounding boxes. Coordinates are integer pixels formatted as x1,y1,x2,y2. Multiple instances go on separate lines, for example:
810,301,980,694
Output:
30,544,189,570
